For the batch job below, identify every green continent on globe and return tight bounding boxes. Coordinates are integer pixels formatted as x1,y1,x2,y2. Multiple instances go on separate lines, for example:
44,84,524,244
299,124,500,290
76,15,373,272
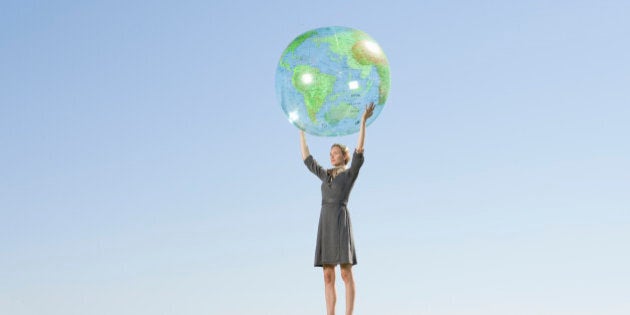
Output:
316,30,390,105
375,65,390,104
279,30,318,71
324,102,360,126
315,30,370,75
291,65,336,122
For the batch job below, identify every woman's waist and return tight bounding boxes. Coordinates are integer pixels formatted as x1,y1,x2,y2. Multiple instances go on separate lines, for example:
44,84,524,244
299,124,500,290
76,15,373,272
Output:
321,199,348,206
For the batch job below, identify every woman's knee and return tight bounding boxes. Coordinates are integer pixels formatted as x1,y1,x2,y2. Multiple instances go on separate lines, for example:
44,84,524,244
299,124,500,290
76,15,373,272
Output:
340,265,353,283
323,265,335,284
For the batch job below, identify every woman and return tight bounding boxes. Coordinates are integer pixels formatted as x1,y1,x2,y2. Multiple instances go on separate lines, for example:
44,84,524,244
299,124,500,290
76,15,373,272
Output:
299,102,375,315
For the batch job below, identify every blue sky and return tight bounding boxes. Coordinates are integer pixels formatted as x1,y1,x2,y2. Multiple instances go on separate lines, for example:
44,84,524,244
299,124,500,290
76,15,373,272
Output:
1,0,629,314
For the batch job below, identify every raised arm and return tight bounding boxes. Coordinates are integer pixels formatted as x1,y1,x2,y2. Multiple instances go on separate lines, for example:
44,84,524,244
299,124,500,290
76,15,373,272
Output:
301,130,327,181
300,130,310,160
356,102,375,153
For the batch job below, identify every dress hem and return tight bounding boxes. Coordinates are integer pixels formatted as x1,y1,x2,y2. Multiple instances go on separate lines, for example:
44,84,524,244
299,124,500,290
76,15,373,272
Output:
314,261,357,268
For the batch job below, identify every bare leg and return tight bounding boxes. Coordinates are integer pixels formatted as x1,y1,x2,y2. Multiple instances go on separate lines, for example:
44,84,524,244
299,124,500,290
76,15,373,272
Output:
323,265,336,315
340,264,355,315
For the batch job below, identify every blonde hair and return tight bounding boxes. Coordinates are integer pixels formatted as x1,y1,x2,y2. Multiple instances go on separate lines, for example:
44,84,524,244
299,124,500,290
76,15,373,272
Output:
331,143,351,165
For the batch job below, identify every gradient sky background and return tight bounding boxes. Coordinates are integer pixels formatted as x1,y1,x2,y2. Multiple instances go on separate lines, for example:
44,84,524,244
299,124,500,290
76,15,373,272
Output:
2,1,629,314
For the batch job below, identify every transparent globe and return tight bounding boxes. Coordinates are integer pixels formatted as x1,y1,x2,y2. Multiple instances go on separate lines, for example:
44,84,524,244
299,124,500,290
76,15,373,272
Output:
276,26,390,136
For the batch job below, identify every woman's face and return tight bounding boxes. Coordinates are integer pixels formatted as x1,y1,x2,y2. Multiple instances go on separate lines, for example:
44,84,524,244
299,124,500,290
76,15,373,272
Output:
330,146,345,167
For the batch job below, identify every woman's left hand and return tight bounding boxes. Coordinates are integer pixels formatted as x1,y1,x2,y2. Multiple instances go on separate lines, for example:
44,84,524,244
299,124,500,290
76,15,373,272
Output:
362,102,375,122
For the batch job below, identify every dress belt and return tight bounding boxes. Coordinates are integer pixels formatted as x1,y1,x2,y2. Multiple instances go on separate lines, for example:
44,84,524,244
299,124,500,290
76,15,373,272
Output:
322,200,347,207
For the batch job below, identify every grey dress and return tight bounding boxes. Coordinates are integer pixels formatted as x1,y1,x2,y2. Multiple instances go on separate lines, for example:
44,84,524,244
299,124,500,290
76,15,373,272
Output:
304,151,364,267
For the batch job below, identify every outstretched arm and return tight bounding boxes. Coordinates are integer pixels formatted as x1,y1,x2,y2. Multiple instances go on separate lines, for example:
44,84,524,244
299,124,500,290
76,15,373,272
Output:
301,130,327,181
356,102,375,153
300,130,310,160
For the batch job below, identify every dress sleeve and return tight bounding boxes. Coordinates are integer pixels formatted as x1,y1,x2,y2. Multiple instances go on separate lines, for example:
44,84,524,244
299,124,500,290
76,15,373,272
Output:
348,150,364,178
304,155,328,182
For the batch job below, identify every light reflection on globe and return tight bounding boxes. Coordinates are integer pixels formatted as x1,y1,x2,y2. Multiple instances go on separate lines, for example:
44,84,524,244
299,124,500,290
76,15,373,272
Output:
276,26,390,137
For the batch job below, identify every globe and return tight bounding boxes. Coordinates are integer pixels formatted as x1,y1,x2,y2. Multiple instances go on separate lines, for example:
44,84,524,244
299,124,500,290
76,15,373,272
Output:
276,26,390,137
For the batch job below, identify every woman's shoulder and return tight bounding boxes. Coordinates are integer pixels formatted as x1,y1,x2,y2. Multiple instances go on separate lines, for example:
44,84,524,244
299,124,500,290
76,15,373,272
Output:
352,149,364,159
